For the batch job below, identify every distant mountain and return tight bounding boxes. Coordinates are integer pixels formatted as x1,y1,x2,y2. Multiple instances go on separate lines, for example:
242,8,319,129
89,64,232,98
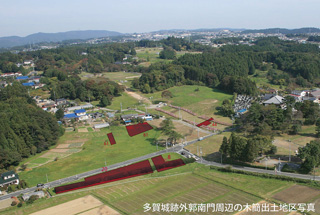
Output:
241,27,320,34
0,30,123,48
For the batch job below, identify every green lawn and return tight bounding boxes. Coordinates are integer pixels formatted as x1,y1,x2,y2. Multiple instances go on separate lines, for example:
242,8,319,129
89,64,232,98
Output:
143,85,233,123
106,92,142,111
19,126,164,186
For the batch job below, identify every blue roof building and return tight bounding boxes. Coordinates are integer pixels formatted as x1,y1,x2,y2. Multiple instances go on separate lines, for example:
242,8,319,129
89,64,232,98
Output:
16,76,29,80
22,82,35,86
74,109,86,114
63,113,78,119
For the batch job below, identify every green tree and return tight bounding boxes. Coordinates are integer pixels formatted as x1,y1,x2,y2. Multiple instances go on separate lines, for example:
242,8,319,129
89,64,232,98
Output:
99,96,111,107
219,136,230,156
55,108,64,120
161,90,173,99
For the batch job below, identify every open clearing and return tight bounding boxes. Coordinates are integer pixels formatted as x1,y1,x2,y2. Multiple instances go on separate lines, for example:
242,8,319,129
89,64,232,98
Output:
272,184,320,203
148,119,208,143
30,195,104,215
0,199,13,211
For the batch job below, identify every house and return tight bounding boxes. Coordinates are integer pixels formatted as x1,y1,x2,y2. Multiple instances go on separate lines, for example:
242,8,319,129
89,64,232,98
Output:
93,123,110,129
75,109,89,121
22,191,45,201
0,171,19,187
121,114,139,123
67,104,93,112
263,95,285,107
63,113,78,120
16,76,29,81
106,112,115,118
56,98,69,106
22,82,35,87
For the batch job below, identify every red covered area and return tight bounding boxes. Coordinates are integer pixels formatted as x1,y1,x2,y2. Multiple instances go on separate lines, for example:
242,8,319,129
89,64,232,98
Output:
151,155,185,172
55,160,153,194
126,122,153,137
107,132,116,145
196,118,213,127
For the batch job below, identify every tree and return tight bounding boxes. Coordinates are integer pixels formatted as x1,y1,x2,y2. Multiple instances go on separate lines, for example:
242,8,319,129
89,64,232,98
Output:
130,48,136,55
55,109,64,120
290,124,301,135
159,118,174,135
161,90,173,99
316,119,320,137
298,140,320,172
219,136,230,156
220,99,234,117
99,96,111,107
159,47,176,59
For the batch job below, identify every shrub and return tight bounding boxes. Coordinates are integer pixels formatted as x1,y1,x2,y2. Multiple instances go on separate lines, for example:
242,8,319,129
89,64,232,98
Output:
11,201,17,206
27,195,39,204
17,202,23,208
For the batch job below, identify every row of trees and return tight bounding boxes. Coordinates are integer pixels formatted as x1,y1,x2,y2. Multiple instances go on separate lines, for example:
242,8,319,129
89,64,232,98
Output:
219,133,275,162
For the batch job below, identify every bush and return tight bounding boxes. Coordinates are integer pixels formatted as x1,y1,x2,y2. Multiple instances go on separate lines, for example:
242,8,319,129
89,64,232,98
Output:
11,201,17,206
54,157,58,161
27,195,39,204
17,202,23,208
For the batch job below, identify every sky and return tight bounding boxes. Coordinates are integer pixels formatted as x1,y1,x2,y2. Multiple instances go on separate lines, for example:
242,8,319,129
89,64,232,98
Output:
0,0,320,37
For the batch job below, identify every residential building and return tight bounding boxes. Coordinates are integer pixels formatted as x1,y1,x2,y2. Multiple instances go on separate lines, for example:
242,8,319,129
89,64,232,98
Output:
0,171,19,187
263,95,285,107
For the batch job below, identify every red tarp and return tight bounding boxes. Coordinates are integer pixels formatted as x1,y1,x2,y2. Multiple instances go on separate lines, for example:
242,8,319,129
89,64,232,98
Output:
126,122,153,137
107,132,116,145
55,160,153,194
196,117,214,127
151,155,185,172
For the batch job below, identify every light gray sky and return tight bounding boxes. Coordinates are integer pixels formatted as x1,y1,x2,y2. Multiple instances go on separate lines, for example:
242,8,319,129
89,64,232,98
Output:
1,0,319,37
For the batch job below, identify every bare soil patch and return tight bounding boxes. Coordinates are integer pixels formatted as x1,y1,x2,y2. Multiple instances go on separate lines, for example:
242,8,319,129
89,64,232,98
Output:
79,205,121,215
65,139,88,144
56,144,70,149
78,128,88,133
125,90,151,105
0,198,13,210
273,185,320,203
198,99,218,105
50,149,69,153
30,195,103,215
273,139,300,152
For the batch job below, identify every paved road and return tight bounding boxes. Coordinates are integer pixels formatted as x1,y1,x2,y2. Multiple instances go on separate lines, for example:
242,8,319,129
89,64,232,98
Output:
1,130,318,201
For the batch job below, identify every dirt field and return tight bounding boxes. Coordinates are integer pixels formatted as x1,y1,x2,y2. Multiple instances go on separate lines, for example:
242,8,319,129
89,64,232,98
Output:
78,128,88,133
0,198,13,210
65,139,88,144
50,149,69,153
56,144,70,148
148,119,207,142
125,90,151,105
79,205,120,215
273,185,320,203
30,195,104,215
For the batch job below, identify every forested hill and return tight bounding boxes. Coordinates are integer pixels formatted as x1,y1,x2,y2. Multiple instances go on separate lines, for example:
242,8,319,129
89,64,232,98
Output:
0,83,63,171
0,30,123,48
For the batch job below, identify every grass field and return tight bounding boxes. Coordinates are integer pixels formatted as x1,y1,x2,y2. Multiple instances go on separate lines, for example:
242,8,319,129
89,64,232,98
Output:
18,125,164,186
4,164,319,215
107,92,142,111
248,70,282,90
79,71,141,82
136,47,202,67
143,85,233,123
185,132,232,162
